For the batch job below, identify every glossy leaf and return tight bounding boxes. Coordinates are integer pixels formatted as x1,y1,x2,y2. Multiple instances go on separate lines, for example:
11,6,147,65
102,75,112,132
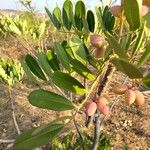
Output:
28,89,75,111
37,51,52,79
14,123,64,150
75,1,85,31
62,0,73,30
123,0,142,31
21,59,37,84
52,71,86,94
143,73,150,87
46,50,60,71
25,54,46,81
54,42,70,70
138,44,150,66
53,7,62,30
111,58,143,79
132,25,145,56
70,58,95,80
105,32,127,59
70,35,88,63
87,10,95,33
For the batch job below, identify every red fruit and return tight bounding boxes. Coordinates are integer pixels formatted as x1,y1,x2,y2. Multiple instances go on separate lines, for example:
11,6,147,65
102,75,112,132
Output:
110,5,122,17
141,5,149,16
90,34,105,48
125,89,136,105
113,84,128,95
86,101,97,116
135,90,145,106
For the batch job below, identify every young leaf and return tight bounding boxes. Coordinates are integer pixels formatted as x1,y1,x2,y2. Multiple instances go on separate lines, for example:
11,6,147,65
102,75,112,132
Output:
70,35,88,63
132,25,145,56
138,44,150,66
111,58,143,79
70,58,95,80
143,73,150,87
54,42,70,70
52,71,86,94
74,0,85,31
28,89,75,111
25,54,47,81
46,50,60,71
62,0,73,30
105,32,127,59
14,123,64,150
37,51,52,79
87,10,95,33
53,7,62,30
123,0,142,31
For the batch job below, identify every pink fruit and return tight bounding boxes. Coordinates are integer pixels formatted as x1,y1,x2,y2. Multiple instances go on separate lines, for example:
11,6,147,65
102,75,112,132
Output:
125,89,136,105
135,90,145,106
113,84,128,95
110,5,122,17
97,101,109,115
86,101,97,116
141,5,149,16
102,106,110,115
90,34,105,48
97,96,108,105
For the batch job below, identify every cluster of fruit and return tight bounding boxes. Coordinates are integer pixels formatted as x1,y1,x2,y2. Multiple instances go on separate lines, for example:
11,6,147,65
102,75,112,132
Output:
113,84,145,106
110,0,150,17
86,96,109,117
0,58,24,86
90,34,106,58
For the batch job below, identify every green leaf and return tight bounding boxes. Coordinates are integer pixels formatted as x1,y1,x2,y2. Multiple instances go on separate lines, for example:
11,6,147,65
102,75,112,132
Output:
62,0,73,30
111,58,143,79
132,25,145,56
52,71,86,94
53,7,62,30
105,32,127,59
143,73,150,87
138,44,150,66
37,51,52,79
123,0,142,31
54,42,70,70
70,58,95,80
28,89,75,111
21,59,37,84
25,54,47,81
74,0,85,31
87,10,95,33
46,50,60,71
14,123,64,150
70,35,88,63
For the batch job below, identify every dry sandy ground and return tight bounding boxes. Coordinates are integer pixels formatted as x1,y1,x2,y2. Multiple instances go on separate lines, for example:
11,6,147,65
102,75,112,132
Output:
0,46,150,150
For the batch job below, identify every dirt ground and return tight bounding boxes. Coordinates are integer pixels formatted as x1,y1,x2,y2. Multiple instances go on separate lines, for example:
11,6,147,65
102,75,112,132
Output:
0,44,150,150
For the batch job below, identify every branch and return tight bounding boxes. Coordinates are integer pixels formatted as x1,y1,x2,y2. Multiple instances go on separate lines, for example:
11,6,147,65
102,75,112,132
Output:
92,64,115,150
8,87,21,135
0,139,15,143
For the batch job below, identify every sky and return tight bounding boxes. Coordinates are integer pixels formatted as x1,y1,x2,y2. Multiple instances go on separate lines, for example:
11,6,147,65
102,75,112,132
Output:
0,0,120,12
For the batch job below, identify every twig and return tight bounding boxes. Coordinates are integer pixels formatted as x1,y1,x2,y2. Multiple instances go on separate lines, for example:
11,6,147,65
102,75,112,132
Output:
73,117,85,150
92,64,115,150
0,139,15,143
8,86,21,135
